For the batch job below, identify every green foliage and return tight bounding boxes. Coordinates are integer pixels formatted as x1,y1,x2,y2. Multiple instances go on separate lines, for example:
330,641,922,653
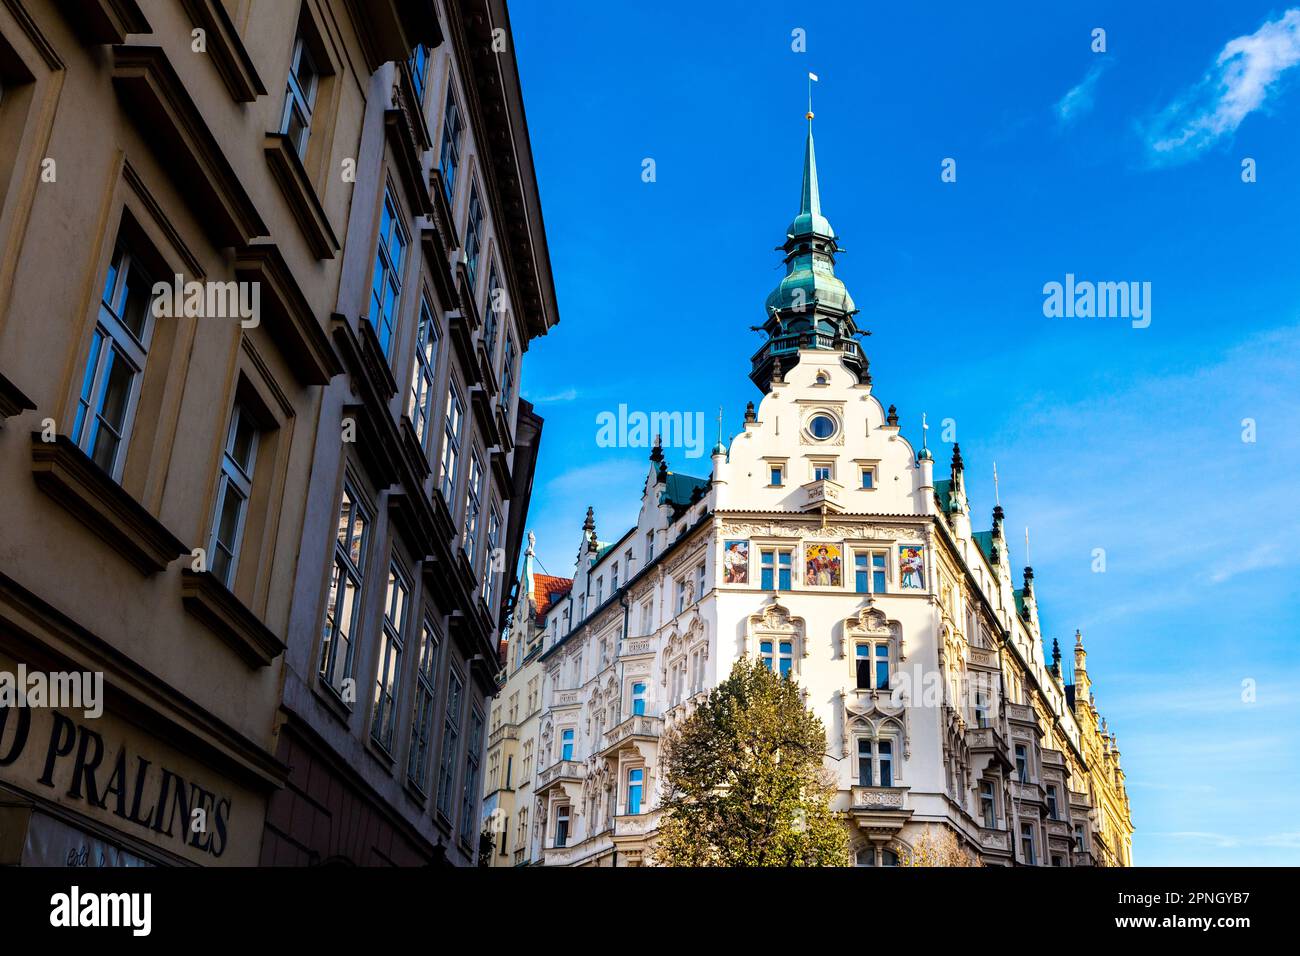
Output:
653,656,849,867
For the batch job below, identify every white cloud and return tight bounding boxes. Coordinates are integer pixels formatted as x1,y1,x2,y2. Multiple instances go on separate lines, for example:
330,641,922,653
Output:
1056,61,1109,125
527,387,578,403
1145,9,1300,163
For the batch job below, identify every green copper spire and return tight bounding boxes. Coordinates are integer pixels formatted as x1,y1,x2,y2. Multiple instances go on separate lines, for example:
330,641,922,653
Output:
751,116,867,392
788,126,835,241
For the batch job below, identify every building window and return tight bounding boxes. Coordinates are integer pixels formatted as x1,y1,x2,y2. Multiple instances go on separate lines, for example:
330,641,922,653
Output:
279,32,318,157
459,710,483,844
465,186,484,290
975,691,989,728
560,728,574,762
369,188,407,358
856,737,894,787
611,561,620,591
853,551,887,594
696,563,705,601
860,466,876,490
440,381,465,504
1074,824,1086,852
74,238,155,479
812,461,833,482
1015,744,1028,783
407,44,428,103
645,530,654,562
439,95,463,202
1052,855,1063,867
856,846,901,867
807,413,837,440
759,549,792,591
595,577,604,607
855,641,890,690
484,264,502,360
207,403,258,587
1046,784,1059,820
675,579,685,615
436,668,464,819
1021,823,1037,865
406,616,441,791
371,562,409,751
769,464,784,486
632,681,646,716
483,507,502,607
320,483,370,695
500,334,516,418
554,805,570,848
758,639,793,677
463,449,484,561
626,767,644,815
980,780,996,828
407,295,440,449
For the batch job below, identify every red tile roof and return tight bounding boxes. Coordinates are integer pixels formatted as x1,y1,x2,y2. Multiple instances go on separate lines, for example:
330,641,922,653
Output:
532,573,572,622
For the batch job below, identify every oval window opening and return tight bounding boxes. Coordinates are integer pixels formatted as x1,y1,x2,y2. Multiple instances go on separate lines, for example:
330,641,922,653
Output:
809,415,836,439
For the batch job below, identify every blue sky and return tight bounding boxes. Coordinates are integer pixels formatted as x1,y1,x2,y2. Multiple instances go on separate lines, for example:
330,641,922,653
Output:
507,0,1300,864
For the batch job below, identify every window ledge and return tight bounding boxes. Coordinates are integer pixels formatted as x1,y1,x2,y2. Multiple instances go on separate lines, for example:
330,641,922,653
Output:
263,132,340,259
63,0,151,45
31,434,188,575
234,242,342,386
179,0,266,102
112,45,267,247
0,371,35,421
180,569,285,668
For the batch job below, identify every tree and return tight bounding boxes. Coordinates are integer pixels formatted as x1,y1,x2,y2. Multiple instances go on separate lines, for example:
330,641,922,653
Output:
897,826,984,867
653,656,849,866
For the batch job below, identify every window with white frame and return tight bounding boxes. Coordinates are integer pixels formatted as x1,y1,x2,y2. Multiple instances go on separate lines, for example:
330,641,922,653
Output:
980,779,996,828
853,549,887,594
611,561,619,590
560,727,575,762
207,403,258,587
406,615,441,791
438,94,463,202
974,689,990,728
369,188,407,358
407,295,440,450
371,561,409,751
459,710,484,843
499,334,516,419
859,465,877,490
689,647,703,694
1074,823,1086,852
645,530,654,562
856,736,894,787
407,43,428,103
641,598,653,635
695,563,705,601
1015,744,1029,783
279,29,318,157
436,668,464,819
554,804,570,847
759,548,792,591
758,638,794,677
440,380,464,504
482,506,502,607
320,483,370,696
1020,822,1037,865
463,448,484,560
1046,783,1059,820
675,579,686,615
626,766,644,815
74,235,155,479
769,463,785,486
465,185,484,289
595,576,604,606
811,460,834,482
854,640,891,690
483,263,502,361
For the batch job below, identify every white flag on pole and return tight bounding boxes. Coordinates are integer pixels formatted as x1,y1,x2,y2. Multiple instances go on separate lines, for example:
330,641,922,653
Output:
808,72,819,81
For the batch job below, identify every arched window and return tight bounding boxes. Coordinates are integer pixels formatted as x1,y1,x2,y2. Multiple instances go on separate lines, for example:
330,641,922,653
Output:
855,845,901,867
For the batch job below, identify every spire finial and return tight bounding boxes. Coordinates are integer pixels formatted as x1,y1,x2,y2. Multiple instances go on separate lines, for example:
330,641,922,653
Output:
806,71,817,122
922,412,929,452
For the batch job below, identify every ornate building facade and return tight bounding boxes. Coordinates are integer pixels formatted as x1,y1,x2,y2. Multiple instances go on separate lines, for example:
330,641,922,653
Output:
486,122,1133,867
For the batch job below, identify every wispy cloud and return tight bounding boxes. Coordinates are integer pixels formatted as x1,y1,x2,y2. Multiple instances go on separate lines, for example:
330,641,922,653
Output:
526,387,579,403
1056,61,1110,125
1159,831,1300,849
1143,9,1300,164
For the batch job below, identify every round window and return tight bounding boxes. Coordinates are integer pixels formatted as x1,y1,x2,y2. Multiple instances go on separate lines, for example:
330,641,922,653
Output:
808,414,836,440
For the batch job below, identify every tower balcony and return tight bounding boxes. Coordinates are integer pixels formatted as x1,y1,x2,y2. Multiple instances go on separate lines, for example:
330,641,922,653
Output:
535,759,583,798
749,334,866,391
